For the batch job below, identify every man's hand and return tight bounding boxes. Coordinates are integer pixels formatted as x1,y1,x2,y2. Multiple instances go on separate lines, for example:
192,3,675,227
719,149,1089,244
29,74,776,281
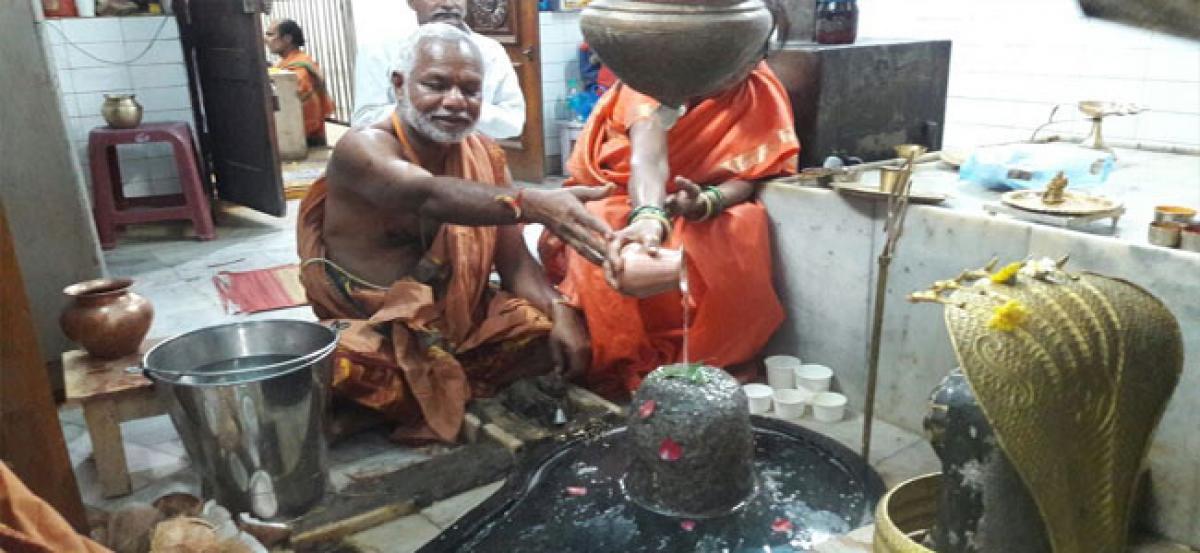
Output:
665,176,709,220
522,185,615,266
549,302,590,383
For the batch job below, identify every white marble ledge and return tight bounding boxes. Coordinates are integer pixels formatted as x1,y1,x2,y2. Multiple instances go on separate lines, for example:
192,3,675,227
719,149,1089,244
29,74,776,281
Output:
780,146,1200,250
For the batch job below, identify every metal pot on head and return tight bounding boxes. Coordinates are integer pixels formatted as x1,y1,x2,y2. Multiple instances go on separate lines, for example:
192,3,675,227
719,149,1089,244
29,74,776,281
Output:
580,0,775,108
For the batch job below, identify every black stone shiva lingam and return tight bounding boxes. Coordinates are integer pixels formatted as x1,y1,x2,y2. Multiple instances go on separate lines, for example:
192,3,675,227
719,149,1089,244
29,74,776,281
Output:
420,365,882,552
875,258,1183,553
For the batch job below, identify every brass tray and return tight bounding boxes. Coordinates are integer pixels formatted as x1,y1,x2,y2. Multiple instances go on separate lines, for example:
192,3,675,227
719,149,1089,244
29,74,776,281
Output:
1001,190,1122,216
835,183,948,205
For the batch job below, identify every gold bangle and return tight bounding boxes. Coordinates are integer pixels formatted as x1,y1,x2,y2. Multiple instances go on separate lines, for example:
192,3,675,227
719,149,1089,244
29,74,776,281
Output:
494,194,522,221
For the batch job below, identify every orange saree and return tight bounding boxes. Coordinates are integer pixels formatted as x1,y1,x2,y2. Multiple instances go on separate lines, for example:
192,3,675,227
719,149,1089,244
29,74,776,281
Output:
278,51,335,140
298,116,552,442
560,62,799,398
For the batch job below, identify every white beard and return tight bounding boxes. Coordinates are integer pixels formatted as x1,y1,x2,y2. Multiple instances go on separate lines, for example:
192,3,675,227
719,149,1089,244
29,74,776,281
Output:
399,96,475,144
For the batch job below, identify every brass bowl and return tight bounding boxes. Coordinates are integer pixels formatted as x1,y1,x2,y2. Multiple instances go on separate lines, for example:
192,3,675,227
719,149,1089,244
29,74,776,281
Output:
873,473,940,553
581,0,773,107
1153,205,1196,225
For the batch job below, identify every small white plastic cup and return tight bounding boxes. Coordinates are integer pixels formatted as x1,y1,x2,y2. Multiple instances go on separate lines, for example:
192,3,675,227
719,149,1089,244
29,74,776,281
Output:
773,388,808,420
795,364,833,393
743,383,774,415
812,392,848,422
764,355,801,390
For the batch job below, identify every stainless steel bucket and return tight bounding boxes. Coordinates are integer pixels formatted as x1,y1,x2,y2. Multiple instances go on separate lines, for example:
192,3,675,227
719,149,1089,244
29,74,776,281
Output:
143,320,338,520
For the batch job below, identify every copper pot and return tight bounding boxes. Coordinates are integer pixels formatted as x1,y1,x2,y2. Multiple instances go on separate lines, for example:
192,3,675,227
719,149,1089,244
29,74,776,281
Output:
101,94,143,129
581,0,773,107
60,278,154,359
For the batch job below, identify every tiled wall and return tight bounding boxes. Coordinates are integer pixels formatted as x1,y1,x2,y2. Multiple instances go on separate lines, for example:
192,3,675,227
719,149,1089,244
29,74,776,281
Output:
857,0,1200,150
539,10,585,175
40,16,196,197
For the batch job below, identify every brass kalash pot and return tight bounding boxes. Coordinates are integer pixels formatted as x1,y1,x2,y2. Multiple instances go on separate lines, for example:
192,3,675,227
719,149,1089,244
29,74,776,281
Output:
580,0,774,108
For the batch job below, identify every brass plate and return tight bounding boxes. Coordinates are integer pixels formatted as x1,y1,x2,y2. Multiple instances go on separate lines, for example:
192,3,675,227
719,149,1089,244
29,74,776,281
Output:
1001,190,1122,216
835,183,947,205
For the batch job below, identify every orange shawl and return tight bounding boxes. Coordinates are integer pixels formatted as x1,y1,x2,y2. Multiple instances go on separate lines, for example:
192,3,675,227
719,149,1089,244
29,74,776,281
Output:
298,116,551,441
278,51,335,139
560,62,798,398
0,463,109,553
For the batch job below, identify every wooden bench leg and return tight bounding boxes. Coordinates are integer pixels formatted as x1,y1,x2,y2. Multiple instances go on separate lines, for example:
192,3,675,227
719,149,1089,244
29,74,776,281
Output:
82,398,131,498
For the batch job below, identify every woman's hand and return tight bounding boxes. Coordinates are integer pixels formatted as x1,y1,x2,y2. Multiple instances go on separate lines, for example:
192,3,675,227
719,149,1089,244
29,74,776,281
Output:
549,302,591,383
605,216,667,277
664,177,710,221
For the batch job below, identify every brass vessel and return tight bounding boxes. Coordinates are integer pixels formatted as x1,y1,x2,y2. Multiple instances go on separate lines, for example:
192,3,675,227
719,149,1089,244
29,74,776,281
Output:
101,94,143,129
580,0,774,107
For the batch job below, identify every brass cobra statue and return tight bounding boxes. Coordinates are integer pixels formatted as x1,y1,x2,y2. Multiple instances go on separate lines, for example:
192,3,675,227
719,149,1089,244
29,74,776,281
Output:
875,258,1183,553
579,0,779,108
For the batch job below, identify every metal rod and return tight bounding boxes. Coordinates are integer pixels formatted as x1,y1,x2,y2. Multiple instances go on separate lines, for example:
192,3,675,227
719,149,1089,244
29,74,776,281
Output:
862,254,892,462
861,152,918,461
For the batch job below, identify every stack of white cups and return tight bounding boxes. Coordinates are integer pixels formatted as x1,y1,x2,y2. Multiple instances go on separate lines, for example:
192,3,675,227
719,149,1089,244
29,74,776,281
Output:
743,355,847,422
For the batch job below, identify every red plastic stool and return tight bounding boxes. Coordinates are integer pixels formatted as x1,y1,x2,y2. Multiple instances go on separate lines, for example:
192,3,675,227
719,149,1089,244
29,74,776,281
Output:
87,122,215,249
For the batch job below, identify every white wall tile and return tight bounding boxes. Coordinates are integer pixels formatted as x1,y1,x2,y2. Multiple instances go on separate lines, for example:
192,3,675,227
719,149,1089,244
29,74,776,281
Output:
65,41,127,69
58,17,123,43
62,93,83,117
130,63,188,89
70,65,132,92
134,85,190,111
41,21,68,45
120,16,176,41
1143,80,1200,115
123,40,184,65
55,66,76,94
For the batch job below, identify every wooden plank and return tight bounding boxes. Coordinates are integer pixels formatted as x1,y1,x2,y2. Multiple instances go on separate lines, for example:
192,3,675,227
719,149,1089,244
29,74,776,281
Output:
291,441,513,547
63,345,156,402
470,397,550,443
566,385,625,418
82,398,132,498
0,201,88,530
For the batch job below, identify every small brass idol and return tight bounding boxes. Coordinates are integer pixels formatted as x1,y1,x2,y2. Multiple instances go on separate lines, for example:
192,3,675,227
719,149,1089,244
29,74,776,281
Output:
1041,172,1069,205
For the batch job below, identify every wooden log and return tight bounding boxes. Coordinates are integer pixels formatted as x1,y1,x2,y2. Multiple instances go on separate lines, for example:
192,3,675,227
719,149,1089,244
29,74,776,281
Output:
291,441,513,549
566,385,624,418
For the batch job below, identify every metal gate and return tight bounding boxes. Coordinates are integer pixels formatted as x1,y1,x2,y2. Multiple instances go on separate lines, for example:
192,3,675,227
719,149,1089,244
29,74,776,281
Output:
266,0,356,125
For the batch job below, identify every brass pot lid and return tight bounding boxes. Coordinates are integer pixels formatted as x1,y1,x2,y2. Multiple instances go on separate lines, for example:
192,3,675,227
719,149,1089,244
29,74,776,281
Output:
910,258,1183,553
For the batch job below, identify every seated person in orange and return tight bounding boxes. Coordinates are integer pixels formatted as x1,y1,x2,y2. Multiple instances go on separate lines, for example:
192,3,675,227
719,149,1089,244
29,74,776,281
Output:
548,49,800,399
298,23,613,442
267,19,335,146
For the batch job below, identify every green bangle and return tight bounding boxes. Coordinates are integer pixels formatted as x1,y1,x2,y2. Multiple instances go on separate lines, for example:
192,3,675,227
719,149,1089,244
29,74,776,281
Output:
628,204,669,225
703,186,726,213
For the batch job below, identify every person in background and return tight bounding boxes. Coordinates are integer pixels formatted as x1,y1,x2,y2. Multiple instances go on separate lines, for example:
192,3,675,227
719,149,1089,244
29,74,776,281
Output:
266,19,336,146
351,0,526,140
545,16,799,399
300,24,611,442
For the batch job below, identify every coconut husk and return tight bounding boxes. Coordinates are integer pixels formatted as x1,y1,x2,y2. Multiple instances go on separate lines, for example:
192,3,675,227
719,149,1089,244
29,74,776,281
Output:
149,517,220,553
106,504,164,553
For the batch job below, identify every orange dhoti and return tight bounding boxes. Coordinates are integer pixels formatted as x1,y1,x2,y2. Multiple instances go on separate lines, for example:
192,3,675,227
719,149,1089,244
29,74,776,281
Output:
277,51,335,142
558,62,800,398
298,129,552,442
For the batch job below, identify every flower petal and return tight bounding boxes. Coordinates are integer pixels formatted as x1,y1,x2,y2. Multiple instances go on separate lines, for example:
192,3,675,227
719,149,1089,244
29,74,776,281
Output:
680,520,696,532
771,517,794,533
565,486,588,497
659,437,682,462
638,399,657,419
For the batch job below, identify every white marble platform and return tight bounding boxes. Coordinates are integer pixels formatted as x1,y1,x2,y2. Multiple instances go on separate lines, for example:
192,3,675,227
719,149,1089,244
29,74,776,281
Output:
761,153,1200,546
